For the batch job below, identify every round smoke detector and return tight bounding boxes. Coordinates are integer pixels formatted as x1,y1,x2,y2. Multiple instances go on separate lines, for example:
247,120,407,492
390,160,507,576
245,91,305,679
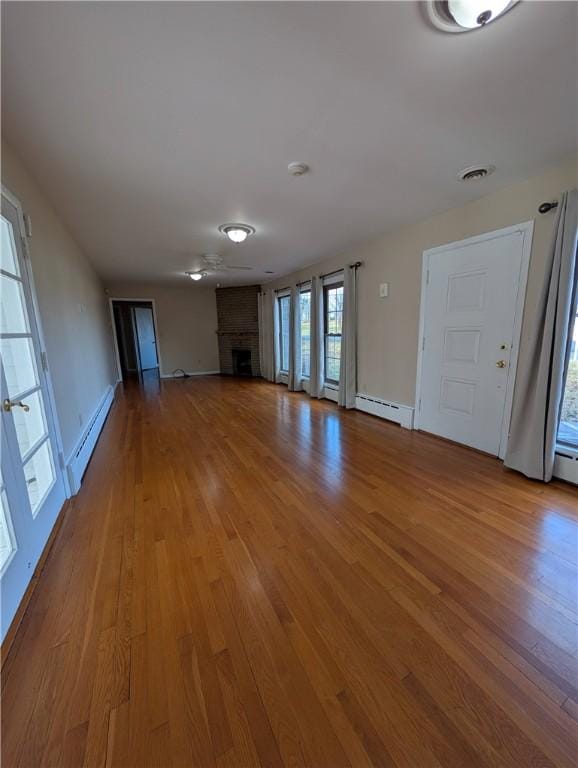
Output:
458,164,495,182
288,162,309,176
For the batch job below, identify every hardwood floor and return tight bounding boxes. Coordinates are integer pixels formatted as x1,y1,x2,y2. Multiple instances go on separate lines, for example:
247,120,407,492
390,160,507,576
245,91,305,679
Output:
2,374,578,767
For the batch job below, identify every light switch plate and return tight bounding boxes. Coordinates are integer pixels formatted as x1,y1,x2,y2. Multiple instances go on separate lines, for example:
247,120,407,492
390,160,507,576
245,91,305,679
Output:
379,283,389,298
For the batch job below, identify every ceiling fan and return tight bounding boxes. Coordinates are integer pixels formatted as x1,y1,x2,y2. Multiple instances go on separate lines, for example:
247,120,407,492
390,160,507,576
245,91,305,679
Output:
201,254,253,272
186,254,254,281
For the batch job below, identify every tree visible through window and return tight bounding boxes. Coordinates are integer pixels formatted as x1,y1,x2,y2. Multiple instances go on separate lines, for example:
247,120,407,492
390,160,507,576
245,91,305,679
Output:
558,300,578,447
324,283,343,384
300,290,311,378
278,294,291,373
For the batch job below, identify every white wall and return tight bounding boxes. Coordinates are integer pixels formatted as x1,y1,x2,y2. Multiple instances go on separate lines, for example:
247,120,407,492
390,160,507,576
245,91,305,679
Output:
105,282,219,376
1,140,116,458
267,155,578,407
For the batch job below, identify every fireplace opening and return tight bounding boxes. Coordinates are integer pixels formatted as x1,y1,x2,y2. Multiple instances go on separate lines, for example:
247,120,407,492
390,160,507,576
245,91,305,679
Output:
232,348,252,376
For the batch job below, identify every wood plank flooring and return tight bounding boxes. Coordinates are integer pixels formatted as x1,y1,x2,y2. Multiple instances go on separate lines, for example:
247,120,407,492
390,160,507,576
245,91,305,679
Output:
2,374,578,767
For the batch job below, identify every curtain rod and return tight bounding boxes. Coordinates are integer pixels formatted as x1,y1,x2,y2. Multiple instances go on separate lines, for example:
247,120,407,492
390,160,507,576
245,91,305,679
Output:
269,261,363,293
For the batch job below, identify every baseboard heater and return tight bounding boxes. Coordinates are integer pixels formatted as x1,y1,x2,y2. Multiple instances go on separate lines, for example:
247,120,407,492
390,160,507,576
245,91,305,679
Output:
66,384,115,495
355,393,414,429
554,449,578,485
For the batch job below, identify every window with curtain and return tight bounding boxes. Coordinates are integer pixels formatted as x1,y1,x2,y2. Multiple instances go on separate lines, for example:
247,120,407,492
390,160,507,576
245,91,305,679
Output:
300,289,311,378
558,298,578,447
324,283,343,384
278,294,291,373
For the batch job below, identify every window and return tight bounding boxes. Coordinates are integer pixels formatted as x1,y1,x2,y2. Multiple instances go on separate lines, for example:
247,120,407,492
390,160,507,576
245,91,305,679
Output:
558,299,578,448
324,283,343,384
278,294,291,373
300,290,311,378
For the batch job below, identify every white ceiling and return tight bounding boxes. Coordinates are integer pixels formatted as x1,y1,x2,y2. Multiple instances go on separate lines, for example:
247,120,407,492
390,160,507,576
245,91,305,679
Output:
2,1,577,286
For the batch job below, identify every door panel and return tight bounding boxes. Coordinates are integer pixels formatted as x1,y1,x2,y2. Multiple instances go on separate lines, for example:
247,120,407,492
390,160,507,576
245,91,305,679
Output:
134,306,158,370
419,230,525,456
1,191,66,640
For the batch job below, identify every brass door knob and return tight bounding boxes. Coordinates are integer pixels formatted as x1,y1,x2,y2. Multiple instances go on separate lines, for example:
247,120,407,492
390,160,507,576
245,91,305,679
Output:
496,360,507,369
2,399,30,412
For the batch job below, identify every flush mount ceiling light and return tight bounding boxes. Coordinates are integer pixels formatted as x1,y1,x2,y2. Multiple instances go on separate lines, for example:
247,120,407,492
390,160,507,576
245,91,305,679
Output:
218,223,255,243
186,271,206,281
427,0,519,32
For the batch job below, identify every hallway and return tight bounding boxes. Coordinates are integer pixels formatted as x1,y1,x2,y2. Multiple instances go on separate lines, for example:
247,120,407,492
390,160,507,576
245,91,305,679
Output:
2,376,577,767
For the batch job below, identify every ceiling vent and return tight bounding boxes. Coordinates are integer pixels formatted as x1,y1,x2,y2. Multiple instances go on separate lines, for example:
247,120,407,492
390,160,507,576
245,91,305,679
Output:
458,164,495,182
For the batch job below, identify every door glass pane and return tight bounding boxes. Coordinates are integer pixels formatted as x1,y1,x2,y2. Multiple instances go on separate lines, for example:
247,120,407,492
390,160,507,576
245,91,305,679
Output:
12,389,47,459
0,216,20,276
1,275,29,334
558,302,578,447
278,295,290,372
0,337,38,397
324,284,343,383
300,291,311,378
0,489,16,573
23,439,55,517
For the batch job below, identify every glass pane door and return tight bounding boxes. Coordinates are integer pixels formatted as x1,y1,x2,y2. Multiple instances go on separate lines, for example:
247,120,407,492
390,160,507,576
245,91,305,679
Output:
558,299,578,447
1,191,66,641
1,215,56,515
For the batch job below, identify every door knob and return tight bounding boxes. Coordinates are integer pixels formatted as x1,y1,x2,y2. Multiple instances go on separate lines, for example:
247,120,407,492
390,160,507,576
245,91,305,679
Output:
496,360,507,369
2,399,30,412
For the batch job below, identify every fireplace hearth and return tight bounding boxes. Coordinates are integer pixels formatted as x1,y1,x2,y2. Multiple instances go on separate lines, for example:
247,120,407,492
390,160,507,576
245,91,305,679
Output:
215,285,261,377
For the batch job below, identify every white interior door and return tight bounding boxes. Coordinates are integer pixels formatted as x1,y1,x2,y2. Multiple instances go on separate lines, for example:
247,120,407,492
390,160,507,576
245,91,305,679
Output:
1,191,66,641
134,306,158,370
417,225,531,456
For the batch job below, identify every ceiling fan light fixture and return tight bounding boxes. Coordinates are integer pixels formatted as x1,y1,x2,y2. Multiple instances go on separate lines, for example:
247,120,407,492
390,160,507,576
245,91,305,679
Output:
218,223,255,243
427,0,519,32
186,271,204,281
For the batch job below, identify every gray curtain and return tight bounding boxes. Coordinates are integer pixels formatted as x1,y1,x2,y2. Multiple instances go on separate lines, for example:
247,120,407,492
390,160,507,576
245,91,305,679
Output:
258,290,276,382
288,285,302,391
309,276,325,398
505,189,578,481
258,291,265,377
338,266,357,408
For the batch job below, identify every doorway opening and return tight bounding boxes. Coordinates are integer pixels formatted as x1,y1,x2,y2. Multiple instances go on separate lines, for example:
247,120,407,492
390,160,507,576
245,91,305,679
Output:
110,299,160,381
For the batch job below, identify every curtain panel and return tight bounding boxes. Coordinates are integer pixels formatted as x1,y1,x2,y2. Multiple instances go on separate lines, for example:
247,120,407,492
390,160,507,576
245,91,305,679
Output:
257,290,276,382
505,189,578,481
338,266,357,408
288,285,303,391
309,276,325,398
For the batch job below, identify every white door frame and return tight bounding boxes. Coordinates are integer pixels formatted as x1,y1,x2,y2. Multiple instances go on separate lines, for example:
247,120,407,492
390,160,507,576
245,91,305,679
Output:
414,220,534,459
108,297,162,382
1,184,72,498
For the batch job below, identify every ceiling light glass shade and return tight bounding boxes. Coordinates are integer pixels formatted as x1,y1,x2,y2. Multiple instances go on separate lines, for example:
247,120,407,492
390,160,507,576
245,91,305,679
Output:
448,0,511,27
218,223,256,243
226,228,248,243
427,0,518,31
188,272,203,281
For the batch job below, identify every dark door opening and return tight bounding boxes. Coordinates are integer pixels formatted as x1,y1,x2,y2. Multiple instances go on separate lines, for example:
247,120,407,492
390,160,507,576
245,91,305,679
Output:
112,300,159,380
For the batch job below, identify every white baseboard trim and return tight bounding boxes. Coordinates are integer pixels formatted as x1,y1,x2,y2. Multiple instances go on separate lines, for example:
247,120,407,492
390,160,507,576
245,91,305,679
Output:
160,370,220,379
66,384,115,495
355,393,414,429
554,448,578,485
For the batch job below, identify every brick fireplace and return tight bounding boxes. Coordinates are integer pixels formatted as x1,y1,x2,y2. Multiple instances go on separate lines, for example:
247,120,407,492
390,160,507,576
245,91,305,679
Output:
215,285,261,377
